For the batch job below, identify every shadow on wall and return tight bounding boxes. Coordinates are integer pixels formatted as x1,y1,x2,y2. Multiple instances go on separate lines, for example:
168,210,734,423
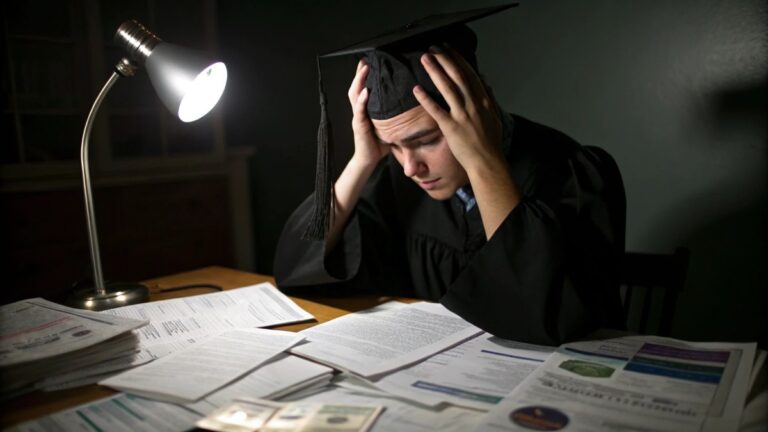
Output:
667,78,767,346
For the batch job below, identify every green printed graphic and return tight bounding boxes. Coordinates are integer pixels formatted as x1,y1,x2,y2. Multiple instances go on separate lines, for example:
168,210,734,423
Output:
559,359,615,378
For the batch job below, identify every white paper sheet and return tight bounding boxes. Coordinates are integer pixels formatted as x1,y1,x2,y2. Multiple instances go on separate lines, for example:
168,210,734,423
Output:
100,328,305,404
6,393,201,432
202,353,334,408
104,283,312,326
290,302,482,377
368,333,553,410
104,283,313,360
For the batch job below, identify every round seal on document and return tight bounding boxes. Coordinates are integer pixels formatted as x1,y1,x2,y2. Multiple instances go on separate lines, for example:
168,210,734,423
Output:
509,406,569,431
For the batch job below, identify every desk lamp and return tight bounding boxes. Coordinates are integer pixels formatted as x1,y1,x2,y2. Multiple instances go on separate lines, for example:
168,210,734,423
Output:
67,20,227,311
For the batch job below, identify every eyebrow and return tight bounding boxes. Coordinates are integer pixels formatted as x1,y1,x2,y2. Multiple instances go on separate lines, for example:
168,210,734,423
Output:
379,128,440,147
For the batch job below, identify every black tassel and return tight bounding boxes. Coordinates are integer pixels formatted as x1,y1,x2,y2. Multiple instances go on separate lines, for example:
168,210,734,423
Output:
302,56,334,241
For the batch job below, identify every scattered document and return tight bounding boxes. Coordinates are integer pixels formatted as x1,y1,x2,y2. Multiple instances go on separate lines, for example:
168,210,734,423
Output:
104,282,312,327
42,283,317,388
100,328,305,404
202,353,334,408
0,298,146,397
366,333,553,410
104,283,313,353
5,393,201,432
290,302,482,377
477,335,756,432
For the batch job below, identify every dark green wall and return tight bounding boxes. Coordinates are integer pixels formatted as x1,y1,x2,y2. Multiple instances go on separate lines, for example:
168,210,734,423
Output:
218,0,767,343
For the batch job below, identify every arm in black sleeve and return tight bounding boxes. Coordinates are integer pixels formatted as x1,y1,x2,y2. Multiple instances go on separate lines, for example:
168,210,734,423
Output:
274,158,412,295
441,142,625,345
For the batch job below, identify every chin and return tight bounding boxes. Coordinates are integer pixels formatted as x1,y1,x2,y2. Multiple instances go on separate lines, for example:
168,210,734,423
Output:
425,188,457,201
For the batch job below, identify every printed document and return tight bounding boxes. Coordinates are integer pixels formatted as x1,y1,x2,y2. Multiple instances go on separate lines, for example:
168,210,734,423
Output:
477,335,756,432
6,393,200,432
202,353,334,408
367,333,553,410
100,328,305,403
290,302,482,377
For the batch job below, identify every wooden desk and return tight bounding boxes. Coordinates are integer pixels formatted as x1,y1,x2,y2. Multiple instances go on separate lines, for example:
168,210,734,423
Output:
0,266,398,428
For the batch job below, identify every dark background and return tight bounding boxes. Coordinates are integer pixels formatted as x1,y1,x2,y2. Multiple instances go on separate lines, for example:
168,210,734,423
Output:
2,0,766,345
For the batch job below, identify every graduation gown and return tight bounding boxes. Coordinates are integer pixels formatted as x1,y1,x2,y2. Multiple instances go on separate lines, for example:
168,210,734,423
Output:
274,115,626,345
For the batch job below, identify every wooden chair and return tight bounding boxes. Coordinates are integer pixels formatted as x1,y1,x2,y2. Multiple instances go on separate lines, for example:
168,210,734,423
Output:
620,247,690,336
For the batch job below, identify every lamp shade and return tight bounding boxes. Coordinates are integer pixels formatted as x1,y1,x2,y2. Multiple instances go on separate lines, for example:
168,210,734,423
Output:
145,43,227,122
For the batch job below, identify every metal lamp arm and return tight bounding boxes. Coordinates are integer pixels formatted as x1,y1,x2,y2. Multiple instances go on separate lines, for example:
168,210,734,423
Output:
80,66,130,295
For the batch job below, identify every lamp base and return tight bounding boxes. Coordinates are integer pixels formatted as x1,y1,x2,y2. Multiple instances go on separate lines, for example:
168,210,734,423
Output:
66,282,150,311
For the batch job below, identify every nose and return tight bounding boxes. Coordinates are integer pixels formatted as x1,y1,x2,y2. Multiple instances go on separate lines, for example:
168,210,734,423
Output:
402,149,426,178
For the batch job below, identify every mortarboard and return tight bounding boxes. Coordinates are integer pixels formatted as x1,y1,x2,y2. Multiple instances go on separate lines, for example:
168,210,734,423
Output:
303,3,518,240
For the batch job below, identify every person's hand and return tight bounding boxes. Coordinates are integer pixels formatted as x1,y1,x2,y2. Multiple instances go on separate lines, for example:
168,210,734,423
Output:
348,60,389,167
413,45,503,174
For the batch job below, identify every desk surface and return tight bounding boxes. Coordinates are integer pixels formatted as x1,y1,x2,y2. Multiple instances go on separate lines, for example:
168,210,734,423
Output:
0,266,401,428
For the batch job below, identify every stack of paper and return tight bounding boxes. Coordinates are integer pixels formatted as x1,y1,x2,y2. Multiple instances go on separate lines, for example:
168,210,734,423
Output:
39,283,315,390
0,298,147,398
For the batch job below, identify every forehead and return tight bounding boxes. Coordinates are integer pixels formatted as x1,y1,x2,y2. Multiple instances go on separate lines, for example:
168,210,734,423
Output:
371,106,439,144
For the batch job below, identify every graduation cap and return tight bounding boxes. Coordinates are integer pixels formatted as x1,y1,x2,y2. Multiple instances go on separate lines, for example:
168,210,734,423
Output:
303,3,518,240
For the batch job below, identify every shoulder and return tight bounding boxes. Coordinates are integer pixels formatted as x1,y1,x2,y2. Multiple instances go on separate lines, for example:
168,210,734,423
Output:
508,114,582,158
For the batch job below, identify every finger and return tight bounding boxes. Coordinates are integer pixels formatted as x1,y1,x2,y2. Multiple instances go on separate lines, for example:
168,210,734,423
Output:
427,46,473,101
354,87,369,116
420,53,465,111
348,62,369,106
441,43,488,99
351,87,371,131
413,85,451,126
421,52,464,107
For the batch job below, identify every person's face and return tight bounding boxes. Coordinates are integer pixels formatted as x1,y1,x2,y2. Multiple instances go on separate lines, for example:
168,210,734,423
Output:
372,106,468,200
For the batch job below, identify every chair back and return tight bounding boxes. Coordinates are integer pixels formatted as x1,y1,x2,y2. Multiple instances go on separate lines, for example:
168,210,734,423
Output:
621,247,690,336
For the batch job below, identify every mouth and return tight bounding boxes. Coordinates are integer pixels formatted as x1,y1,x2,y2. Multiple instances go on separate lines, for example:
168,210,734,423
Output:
418,178,441,190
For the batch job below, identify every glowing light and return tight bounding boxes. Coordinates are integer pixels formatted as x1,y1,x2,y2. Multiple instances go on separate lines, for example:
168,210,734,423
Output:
178,62,227,122
116,294,127,302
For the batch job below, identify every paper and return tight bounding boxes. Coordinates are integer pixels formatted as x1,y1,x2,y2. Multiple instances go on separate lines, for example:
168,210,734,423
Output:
477,335,756,432
100,328,305,403
6,393,201,432
0,298,146,366
104,282,312,325
104,283,313,360
45,283,316,388
0,299,146,397
202,353,334,408
290,302,482,377
365,333,553,410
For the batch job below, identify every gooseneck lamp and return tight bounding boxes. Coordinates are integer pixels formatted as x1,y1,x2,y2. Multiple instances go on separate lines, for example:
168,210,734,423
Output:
67,20,227,311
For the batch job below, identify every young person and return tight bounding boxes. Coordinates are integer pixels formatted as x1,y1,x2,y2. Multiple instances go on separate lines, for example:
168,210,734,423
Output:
274,6,626,344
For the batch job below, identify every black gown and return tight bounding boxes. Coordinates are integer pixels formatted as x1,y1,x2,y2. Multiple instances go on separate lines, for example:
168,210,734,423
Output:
274,114,626,345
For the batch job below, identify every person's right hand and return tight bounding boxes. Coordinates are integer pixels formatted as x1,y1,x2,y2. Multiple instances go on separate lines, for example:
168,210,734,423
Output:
348,60,389,167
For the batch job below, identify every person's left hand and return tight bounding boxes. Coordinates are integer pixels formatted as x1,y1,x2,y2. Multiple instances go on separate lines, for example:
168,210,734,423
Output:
413,45,503,174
